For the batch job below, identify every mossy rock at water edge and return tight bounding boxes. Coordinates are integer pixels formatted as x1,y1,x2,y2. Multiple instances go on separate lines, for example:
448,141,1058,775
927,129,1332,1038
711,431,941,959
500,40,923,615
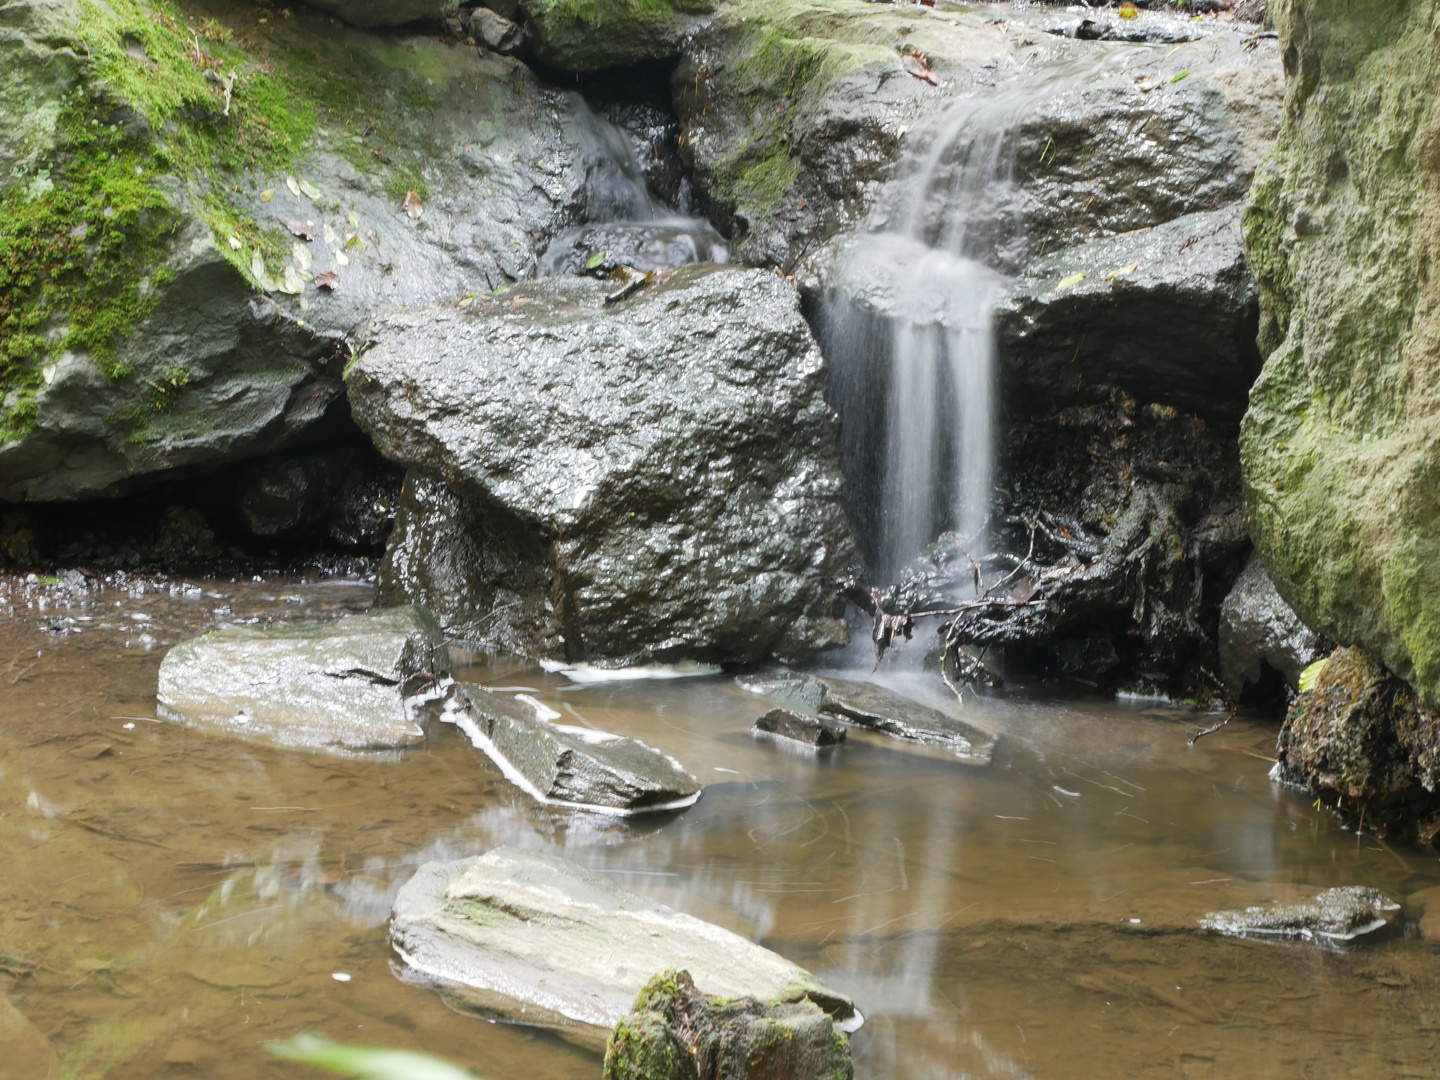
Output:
0,0,590,500
604,970,854,1080
1240,0,1440,708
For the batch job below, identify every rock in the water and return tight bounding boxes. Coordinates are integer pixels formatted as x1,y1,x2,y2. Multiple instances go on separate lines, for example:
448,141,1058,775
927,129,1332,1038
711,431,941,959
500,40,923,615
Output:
389,847,859,1048
519,0,716,71
538,220,730,276
1274,647,1440,820
995,207,1261,422
0,0,593,502
1240,0,1440,708
1201,886,1401,945
350,265,855,666
444,683,701,814
157,606,449,755
740,673,995,763
604,970,853,1080
754,708,847,748
1218,552,1322,697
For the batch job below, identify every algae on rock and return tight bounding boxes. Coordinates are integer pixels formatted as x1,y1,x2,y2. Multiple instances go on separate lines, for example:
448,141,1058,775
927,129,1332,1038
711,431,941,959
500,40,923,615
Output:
1240,0,1440,707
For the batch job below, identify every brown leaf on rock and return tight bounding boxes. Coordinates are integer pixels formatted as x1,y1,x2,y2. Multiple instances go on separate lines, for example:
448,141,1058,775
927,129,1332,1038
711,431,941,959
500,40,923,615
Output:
314,270,339,290
903,54,939,85
282,220,316,241
402,190,423,219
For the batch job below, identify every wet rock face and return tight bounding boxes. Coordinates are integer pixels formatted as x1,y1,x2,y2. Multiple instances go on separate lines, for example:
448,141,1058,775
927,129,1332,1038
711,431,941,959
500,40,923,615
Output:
445,683,701,813
350,265,856,667
673,0,1280,276
1201,886,1401,946
0,0,591,503
389,847,858,1048
1218,551,1322,698
1276,647,1440,818
995,207,1262,423
156,606,448,756
1240,0,1440,709
304,0,459,27
519,0,716,71
604,970,854,1080
538,221,729,277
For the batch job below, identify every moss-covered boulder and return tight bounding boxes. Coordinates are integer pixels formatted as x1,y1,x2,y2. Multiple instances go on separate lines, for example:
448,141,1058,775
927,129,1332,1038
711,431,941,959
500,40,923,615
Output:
303,0,459,29
1240,0,1440,706
603,970,854,1080
0,0,589,501
520,0,716,71
1276,646,1440,826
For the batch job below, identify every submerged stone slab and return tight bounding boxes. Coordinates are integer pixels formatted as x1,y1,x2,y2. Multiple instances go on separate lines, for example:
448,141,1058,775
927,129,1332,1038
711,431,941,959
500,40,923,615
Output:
446,684,701,814
156,606,448,755
739,673,996,764
604,970,853,1080
1200,886,1401,946
390,847,859,1048
754,708,847,748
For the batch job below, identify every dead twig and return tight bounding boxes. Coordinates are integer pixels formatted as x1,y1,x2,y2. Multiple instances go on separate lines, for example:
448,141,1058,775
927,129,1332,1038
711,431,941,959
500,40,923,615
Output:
1188,711,1233,746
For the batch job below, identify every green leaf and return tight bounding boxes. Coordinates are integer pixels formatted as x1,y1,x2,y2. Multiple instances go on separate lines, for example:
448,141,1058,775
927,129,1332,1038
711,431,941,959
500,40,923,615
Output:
299,179,324,200
584,251,607,270
1103,264,1139,281
1056,272,1087,290
267,1035,483,1080
1298,657,1329,694
1171,70,1190,83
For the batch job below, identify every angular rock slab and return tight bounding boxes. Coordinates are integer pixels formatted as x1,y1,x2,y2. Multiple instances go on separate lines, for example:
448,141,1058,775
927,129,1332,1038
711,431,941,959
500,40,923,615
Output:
740,673,996,764
157,606,449,755
754,708,847,748
351,264,855,666
1201,886,1401,947
390,847,859,1048
447,683,701,814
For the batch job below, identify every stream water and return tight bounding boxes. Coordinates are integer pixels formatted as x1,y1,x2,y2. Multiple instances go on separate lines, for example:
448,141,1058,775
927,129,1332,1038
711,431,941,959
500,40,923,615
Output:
5,572,1440,1079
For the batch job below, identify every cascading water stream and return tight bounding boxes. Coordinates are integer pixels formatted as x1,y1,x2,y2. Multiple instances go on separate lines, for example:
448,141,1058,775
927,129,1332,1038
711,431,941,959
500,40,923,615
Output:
820,71,1108,584
539,95,729,276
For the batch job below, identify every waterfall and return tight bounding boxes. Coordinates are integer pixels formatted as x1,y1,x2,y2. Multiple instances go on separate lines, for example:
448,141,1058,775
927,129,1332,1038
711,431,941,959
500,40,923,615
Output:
821,85,1078,582
539,95,729,277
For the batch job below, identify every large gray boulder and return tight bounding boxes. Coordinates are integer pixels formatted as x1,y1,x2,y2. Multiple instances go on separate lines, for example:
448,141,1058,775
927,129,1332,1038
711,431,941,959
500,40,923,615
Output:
445,683,701,814
349,264,856,667
389,847,859,1048
995,207,1261,422
1218,552,1322,696
0,0,591,502
157,606,449,755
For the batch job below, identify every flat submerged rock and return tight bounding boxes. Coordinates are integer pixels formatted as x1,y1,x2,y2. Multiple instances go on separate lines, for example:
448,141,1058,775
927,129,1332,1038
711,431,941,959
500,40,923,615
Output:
445,684,701,815
740,673,997,764
389,847,859,1048
156,606,448,756
1201,886,1401,946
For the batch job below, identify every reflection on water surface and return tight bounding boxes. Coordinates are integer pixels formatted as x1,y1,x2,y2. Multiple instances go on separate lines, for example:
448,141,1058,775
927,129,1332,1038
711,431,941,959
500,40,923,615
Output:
3,572,1439,1079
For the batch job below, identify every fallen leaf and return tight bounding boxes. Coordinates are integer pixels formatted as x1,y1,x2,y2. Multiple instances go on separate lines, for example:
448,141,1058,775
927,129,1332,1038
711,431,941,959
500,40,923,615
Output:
299,179,323,200
279,265,305,294
1118,0,1138,16
402,189,423,219
228,236,242,250
282,220,316,241
903,54,939,85
1057,271,1087,290
323,222,338,244
292,241,312,271
584,250,607,270
285,175,301,197
333,249,349,266
344,234,366,252
260,188,276,202
1171,70,1190,83
1103,264,1139,281
314,270,339,290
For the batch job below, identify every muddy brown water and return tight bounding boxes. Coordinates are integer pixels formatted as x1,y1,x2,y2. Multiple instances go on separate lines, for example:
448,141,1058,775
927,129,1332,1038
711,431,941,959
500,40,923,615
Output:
3,572,1440,1080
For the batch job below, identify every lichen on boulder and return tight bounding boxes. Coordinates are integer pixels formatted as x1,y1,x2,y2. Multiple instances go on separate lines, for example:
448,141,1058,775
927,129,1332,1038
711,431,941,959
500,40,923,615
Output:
603,970,854,1080
1240,0,1440,708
